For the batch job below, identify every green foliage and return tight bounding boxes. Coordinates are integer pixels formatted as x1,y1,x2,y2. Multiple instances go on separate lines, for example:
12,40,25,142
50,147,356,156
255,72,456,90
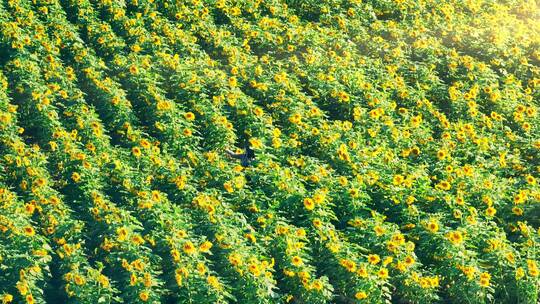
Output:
0,0,539,303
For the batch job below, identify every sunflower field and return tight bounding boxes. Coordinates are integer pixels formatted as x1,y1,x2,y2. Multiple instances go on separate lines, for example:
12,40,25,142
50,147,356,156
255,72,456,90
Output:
0,0,538,303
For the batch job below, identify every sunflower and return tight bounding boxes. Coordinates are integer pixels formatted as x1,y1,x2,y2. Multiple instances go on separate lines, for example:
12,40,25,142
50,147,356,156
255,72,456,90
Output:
25,295,34,304
436,180,451,191
129,65,139,74
485,207,496,217
478,272,490,287
339,259,356,272
71,172,81,183
184,112,195,121
367,254,380,265
139,291,149,302
74,275,85,286
447,231,464,245
199,241,213,253
291,256,303,267
207,275,221,289
183,241,196,254
132,146,142,158
377,268,389,279
356,266,368,278
23,226,35,237
392,174,404,186
355,291,368,300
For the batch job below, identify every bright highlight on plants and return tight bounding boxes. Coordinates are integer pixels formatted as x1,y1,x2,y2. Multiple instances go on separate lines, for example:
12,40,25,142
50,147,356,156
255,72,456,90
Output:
0,0,539,303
